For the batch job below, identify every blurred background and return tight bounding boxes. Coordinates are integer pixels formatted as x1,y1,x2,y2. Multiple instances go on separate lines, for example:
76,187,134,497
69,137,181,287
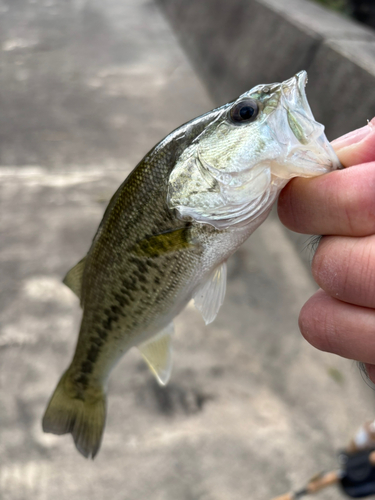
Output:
1,0,375,499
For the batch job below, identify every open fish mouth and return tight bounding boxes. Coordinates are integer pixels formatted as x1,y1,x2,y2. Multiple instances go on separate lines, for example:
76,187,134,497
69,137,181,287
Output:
268,70,342,178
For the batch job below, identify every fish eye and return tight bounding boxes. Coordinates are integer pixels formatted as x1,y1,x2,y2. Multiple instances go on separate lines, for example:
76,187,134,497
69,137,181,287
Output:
229,98,259,124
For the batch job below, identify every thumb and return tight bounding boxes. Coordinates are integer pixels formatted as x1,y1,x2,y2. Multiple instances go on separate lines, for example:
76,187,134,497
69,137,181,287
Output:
331,118,375,167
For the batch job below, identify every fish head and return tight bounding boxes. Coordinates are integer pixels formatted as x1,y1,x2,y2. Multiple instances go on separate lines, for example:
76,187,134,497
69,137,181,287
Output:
168,71,341,229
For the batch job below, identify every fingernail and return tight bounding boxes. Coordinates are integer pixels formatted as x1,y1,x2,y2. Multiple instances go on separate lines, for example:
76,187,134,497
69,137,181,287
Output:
331,118,375,151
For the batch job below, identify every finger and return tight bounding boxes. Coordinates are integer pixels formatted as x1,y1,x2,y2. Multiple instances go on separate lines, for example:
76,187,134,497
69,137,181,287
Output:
278,162,375,236
332,118,375,167
299,289,375,364
364,363,375,385
312,235,375,309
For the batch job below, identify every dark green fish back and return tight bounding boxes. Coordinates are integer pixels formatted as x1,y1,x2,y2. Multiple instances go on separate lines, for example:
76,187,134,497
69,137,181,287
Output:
76,108,225,367
42,106,226,459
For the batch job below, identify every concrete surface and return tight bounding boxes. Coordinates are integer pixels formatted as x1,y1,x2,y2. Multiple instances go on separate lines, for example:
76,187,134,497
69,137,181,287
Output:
307,38,375,139
158,0,375,141
1,1,375,500
0,0,211,168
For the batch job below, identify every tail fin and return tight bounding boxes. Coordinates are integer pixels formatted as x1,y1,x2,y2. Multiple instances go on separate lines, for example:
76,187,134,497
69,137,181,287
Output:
42,371,106,459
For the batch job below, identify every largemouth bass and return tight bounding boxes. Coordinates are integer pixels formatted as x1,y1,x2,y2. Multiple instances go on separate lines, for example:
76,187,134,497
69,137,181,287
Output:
42,71,340,458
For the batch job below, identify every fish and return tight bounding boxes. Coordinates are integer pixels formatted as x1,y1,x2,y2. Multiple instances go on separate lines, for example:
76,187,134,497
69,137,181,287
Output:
42,71,341,458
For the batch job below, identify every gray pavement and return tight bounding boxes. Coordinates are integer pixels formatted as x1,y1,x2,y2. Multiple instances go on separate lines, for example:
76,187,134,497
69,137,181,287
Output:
1,1,375,500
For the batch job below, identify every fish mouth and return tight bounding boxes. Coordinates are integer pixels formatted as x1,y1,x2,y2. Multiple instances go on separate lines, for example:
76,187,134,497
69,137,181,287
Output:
284,127,342,178
285,142,340,176
269,71,342,178
281,71,309,108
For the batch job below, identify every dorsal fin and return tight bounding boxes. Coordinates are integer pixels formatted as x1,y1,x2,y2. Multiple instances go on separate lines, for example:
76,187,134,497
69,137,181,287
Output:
137,323,174,385
193,261,227,325
63,257,87,300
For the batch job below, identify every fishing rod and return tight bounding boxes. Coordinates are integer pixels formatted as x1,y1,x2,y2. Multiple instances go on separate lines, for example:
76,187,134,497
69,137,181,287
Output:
272,421,375,500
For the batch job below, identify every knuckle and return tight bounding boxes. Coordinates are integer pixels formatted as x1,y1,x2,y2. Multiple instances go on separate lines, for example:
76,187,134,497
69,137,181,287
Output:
344,236,375,305
299,297,338,354
311,238,339,292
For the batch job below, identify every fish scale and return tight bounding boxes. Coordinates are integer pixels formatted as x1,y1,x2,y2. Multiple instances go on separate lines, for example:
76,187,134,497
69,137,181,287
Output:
42,71,341,458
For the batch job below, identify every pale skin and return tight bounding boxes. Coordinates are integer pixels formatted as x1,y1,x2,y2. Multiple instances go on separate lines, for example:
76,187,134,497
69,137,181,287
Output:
278,118,375,382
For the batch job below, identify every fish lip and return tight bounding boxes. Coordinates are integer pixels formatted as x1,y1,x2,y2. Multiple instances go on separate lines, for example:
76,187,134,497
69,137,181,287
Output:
296,70,308,92
281,70,307,92
281,70,309,112
292,152,333,170
286,140,342,176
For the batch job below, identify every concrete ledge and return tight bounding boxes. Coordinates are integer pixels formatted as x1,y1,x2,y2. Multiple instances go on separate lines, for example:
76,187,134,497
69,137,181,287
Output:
158,0,375,140
307,39,375,138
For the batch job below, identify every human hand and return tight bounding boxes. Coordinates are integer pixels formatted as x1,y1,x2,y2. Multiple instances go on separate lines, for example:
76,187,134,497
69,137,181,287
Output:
278,119,375,382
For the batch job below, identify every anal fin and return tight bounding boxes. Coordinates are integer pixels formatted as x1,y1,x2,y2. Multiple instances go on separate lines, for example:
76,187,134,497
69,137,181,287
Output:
193,261,227,325
137,323,174,385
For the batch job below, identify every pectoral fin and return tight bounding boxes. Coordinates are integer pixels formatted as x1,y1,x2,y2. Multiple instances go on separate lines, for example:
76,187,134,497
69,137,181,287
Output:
63,257,87,300
193,262,227,325
133,227,194,258
138,323,174,385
